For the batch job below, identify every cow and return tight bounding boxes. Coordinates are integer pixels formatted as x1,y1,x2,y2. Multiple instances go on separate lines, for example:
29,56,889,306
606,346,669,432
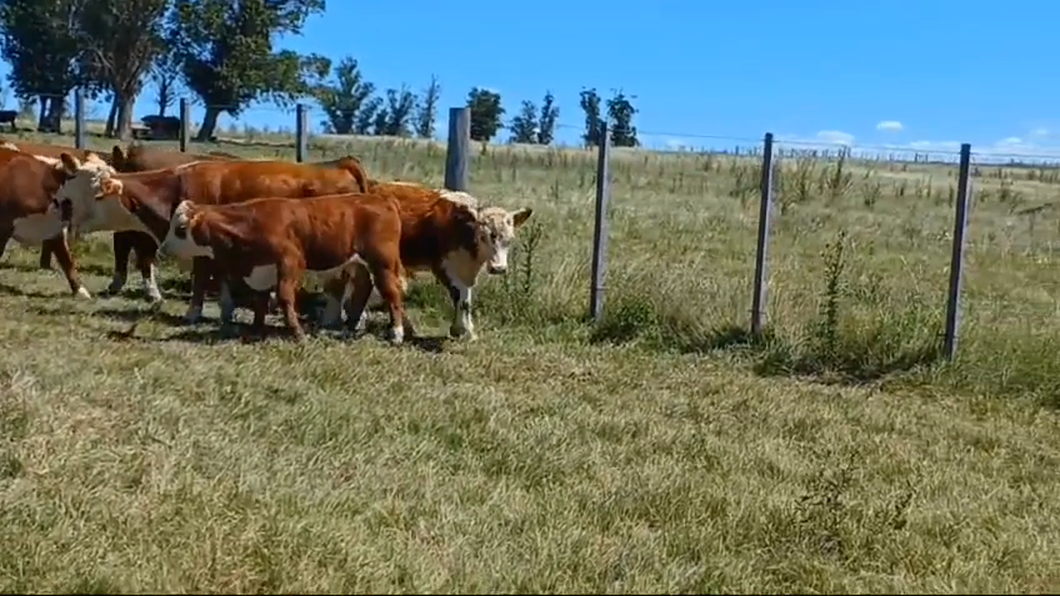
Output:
0,147,91,298
104,143,245,302
157,193,410,343
341,180,534,341
51,152,372,325
0,140,114,272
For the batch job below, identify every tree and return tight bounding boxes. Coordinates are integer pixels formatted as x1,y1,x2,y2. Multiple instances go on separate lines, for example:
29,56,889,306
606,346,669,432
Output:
79,0,170,139
578,87,602,147
508,99,537,144
379,85,415,137
0,0,87,132
607,90,638,147
537,90,559,145
149,49,183,117
466,87,504,142
312,55,374,135
168,0,330,141
355,95,380,134
414,74,440,139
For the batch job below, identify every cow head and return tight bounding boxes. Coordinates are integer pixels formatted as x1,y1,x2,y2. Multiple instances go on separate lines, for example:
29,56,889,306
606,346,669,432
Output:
474,206,534,275
159,200,214,260
52,152,123,236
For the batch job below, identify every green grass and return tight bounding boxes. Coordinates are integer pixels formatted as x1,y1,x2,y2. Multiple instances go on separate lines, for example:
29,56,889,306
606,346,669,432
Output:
3,126,1060,592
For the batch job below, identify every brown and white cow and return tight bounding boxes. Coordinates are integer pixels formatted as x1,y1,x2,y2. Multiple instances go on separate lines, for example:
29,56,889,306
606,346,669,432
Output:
342,181,533,340
99,143,247,302
51,152,372,324
0,140,114,272
157,193,410,343
0,146,91,298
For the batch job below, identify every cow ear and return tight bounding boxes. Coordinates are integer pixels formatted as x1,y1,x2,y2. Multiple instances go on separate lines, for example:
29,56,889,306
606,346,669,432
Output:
512,207,533,228
59,152,80,175
98,177,123,199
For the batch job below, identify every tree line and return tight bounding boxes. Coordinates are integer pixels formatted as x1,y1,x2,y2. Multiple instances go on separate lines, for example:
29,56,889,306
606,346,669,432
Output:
0,0,640,147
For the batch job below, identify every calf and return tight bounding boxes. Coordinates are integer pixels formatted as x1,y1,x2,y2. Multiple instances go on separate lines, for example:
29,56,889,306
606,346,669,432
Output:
0,147,90,298
344,180,533,340
158,193,409,343
52,152,372,324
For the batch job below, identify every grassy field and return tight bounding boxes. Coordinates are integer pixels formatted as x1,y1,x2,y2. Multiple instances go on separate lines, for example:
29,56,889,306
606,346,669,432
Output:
3,125,1060,593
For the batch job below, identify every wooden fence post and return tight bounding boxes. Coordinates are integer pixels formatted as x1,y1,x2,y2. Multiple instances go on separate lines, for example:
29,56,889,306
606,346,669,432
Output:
179,98,190,153
943,143,973,360
445,107,470,191
295,103,308,163
73,88,85,150
589,121,612,323
751,132,776,336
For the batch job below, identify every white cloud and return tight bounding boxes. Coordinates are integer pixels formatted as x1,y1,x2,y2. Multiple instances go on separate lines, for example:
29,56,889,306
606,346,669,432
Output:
1031,128,1050,137
876,120,903,132
816,130,855,146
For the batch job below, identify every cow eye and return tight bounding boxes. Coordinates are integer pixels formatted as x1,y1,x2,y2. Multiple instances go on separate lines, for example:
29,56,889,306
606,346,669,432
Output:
174,224,187,239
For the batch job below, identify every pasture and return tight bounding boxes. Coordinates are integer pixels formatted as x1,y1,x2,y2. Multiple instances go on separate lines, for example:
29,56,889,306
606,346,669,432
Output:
3,128,1060,593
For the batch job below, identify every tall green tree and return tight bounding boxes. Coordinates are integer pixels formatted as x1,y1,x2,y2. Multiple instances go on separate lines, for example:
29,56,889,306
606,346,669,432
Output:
376,85,415,137
149,49,183,117
466,87,504,142
414,74,440,139
80,0,170,139
578,87,602,147
0,0,87,132
536,90,559,145
312,55,374,134
508,99,537,144
607,90,638,147
168,0,330,141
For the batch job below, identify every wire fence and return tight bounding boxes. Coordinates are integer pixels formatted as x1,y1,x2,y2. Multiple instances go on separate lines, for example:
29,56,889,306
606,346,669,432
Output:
9,91,1060,168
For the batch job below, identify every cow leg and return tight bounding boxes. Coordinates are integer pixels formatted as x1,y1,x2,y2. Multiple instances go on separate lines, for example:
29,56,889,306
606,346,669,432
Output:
319,276,347,329
103,232,134,296
43,234,91,299
370,260,410,345
131,233,162,303
433,266,476,340
344,264,375,334
247,288,271,341
218,281,237,328
275,258,307,342
0,226,13,260
184,257,212,324
38,243,53,270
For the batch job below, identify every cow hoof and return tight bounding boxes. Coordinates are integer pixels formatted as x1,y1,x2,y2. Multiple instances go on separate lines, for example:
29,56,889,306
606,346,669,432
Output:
75,286,92,300
146,291,163,304
449,325,477,341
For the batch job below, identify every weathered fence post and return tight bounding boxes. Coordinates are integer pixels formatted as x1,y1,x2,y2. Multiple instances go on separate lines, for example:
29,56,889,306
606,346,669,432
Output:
589,121,612,324
73,88,85,150
444,107,470,191
179,98,190,153
751,132,776,336
943,143,973,360
295,103,308,163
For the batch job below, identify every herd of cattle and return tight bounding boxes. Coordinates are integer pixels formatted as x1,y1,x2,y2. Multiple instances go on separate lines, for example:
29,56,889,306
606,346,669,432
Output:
0,139,534,344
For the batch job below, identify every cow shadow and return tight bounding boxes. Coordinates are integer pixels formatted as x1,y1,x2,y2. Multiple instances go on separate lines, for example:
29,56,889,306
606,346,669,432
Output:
0,281,77,300
93,305,190,328
145,315,451,352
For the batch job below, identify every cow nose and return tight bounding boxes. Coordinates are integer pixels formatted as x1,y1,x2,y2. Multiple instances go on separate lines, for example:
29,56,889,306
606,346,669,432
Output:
487,264,506,275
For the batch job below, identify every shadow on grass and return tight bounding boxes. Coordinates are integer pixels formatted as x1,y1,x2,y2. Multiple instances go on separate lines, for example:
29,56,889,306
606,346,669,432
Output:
0,281,82,300
752,339,943,386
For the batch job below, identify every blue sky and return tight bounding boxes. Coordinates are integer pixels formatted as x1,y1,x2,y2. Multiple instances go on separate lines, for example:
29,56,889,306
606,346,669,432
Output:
1,0,1058,160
